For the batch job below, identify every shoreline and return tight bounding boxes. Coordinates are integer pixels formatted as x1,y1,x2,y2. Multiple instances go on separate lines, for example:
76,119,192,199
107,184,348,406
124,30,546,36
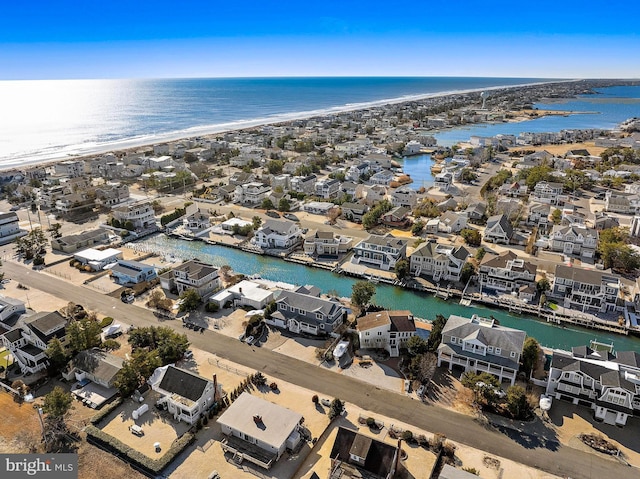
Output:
0,78,584,171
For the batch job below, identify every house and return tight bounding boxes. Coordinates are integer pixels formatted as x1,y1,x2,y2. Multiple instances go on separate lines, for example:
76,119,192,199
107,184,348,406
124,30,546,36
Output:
67,348,124,388
527,203,550,228
550,265,623,314
357,310,416,357
346,162,370,182
369,170,394,186
499,181,528,197
364,185,388,205
229,171,256,186
391,186,417,208
549,224,598,258
403,140,423,156
1,311,68,374
438,211,467,233
0,212,26,245
605,191,640,215
51,229,110,253
546,347,640,426
380,206,411,227
434,172,453,191
95,183,130,207
150,365,220,424
532,181,566,205
437,314,526,385
329,427,402,479
269,290,345,335
160,259,220,298
339,181,364,201
217,392,303,469
437,197,458,212
303,230,352,258
234,182,271,206
315,178,341,199
352,234,408,271
74,248,123,271
593,212,619,231
483,214,513,244
409,241,469,282
341,202,369,223
464,202,486,223
252,219,302,250
479,251,537,297
111,200,157,231
110,259,157,285
210,280,275,310
54,160,85,178
303,202,335,216
290,175,317,195
0,296,26,324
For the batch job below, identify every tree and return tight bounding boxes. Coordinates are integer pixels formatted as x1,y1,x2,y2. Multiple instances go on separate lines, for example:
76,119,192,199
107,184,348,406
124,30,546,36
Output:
114,360,141,397
506,385,532,419
128,326,189,365
328,398,345,420
460,262,476,284
427,314,447,351
42,386,73,419
406,335,428,356
460,168,478,184
277,197,291,212
461,371,500,407
475,247,486,261
66,317,102,353
351,281,376,308
45,338,68,375
102,339,121,351
536,278,550,293
252,216,262,229
48,223,62,239
178,288,201,312
411,220,425,236
261,198,274,210
460,228,482,246
521,337,541,377
395,259,410,280
551,208,562,224
598,227,640,272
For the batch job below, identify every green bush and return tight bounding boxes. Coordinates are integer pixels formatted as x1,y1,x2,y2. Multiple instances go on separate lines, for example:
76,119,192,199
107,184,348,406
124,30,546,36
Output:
205,302,219,313
100,317,114,328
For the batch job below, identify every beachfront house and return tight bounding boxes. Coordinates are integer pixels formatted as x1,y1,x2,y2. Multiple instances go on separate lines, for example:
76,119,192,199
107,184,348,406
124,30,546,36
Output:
1,311,69,374
150,365,220,425
356,310,416,357
409,241,469,282
478,250,537,297
548,224,598,258
252,219,302,251
160,259,220,298
352,234,408,271
109,259,157,286
217,392,304,470
483,214,513,244
269,290,345,336
303,230,352,258
550,265,623,314
546,347,640,427
437,314,526,385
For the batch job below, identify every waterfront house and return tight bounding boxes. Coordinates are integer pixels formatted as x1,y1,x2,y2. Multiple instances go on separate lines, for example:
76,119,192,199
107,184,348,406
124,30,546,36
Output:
252,219,302,251
111,200,156,231
341,202,369,223
380,206,411,227
210,280,274,310
217,392,303,470
1,311,68,374
546,347,640,426
110,259,157,286
74,248,123,271
604,191,640,215
269,290,345,335
329,427,402,479
483,214,513,244
303,230,352,258
479,250,537,297
548,224,598,258
391,186,418,208
370,170,394,186
150,365,220,425
234,182,271,206
437,314,526,385
356,310,416,357
0,212,27,245
438,211,467,233
532,181,566,205
409,241,469,282
54,160,85,178
160,259,220,299
550,265,623,314
352,234,408,271
434,172,453,191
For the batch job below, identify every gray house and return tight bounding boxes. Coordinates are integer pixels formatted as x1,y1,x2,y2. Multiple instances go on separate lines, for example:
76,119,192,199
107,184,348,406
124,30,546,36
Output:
269,290,345,336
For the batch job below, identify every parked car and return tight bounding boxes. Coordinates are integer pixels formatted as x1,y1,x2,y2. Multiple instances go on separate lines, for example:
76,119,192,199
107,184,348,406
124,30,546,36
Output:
320,398,331,407
283,213,299,222
129,425,144,436
417,384,426,397
265,210,280,218
183,350,194,360
245,335,255,345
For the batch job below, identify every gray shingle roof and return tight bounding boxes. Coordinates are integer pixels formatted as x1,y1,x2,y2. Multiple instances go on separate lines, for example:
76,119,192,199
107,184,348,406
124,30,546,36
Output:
158,366,210,402
442,315,526,355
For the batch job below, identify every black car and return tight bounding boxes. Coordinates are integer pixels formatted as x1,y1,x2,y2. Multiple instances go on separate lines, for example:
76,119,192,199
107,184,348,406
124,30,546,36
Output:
283,213,299,222
265,210,280,218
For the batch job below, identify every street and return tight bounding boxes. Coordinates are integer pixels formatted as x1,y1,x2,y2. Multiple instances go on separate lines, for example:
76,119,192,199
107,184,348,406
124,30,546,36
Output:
4,260,635,479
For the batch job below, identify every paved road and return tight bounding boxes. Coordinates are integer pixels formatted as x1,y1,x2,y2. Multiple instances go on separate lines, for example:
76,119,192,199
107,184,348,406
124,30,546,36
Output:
5,261,633,479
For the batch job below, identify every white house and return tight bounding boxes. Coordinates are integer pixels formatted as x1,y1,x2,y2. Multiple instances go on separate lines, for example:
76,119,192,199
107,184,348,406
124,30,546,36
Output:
160,259,220,298
74,248,123,271
111,200,157,231
303,230,352,258
391,186,417,208
252,219,302,250
0,212,26,245
357,310,416,357
352,234,408,271
409,241,469,282
234,182,271,206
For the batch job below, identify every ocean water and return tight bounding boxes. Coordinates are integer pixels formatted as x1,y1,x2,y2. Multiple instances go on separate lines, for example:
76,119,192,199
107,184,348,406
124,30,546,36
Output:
0,77,547,167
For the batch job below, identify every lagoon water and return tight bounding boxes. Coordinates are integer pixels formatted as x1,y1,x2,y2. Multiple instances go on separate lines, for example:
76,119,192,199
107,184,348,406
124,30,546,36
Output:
136,234,640,352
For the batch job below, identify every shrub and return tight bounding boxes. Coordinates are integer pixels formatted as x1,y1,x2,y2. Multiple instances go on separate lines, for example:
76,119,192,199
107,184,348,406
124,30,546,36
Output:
401,430,414,442
100,316,114,328
312,394,319,404
205,302,219,313
269,382,278,391
366,417,376,428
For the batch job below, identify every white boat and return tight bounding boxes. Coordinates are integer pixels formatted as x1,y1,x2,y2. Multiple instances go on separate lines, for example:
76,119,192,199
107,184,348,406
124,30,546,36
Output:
539,394,552,412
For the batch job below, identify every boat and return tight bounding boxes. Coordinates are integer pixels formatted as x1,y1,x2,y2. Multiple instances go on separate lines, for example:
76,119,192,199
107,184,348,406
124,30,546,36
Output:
539,394,552,412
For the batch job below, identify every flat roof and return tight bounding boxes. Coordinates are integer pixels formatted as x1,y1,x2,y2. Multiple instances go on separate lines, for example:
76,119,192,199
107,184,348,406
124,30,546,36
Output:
217,392,302,449
74,248,122,262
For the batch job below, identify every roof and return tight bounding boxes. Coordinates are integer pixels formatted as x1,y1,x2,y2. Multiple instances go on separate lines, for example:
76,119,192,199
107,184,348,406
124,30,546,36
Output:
260,219,298,235
276,291,343,320
110,260,155,276
439,464,482,479
74,248,122,262
26,311,68,343
217,392,302,449
554,264,620,287
158,366,211,402
360,233,408,249
329,427,398,478
614,351,640,369
485,214,513,238
72,348,124,384
173,260,219,281
480,250,536,275
442,314,526,355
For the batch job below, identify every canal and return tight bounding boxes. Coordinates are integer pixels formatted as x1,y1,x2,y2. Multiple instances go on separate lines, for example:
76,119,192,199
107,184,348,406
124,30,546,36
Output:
135,234,640,352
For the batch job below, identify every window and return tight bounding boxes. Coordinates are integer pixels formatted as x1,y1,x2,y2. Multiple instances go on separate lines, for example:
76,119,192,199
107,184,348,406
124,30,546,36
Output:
451,336,457,344
378,331,382,336
316,313,322,319
488,346,493,353
510,351,516,358
495,348,501,355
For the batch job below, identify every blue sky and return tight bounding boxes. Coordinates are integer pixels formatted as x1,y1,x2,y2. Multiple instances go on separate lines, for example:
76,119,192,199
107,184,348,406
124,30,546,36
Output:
1,1,638,80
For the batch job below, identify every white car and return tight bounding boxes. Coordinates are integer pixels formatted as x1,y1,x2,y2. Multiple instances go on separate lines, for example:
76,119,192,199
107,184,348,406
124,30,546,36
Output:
320,398,332,407
245,335,254,345
417,385,426,397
